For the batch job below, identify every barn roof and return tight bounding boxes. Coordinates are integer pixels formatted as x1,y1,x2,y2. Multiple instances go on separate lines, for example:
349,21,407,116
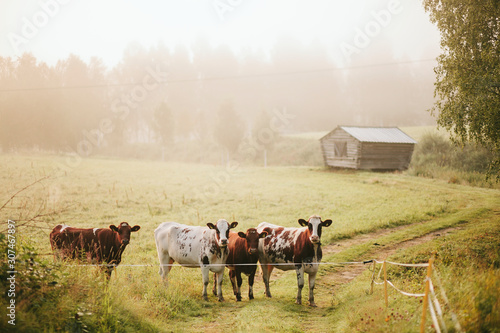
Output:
336,126,417,144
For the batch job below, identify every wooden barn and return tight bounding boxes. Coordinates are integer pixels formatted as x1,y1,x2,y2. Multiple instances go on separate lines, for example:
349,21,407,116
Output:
320,126,417,170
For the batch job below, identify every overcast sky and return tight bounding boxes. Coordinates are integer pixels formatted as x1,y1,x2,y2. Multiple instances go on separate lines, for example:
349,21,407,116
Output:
1,0,442,67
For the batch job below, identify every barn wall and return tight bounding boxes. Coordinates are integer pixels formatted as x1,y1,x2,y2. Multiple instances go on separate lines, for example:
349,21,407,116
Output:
358,143,415,170
320,128,359,168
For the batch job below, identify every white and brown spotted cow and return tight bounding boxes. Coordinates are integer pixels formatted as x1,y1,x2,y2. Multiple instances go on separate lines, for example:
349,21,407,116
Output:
154,219,238,301
257,215,332,307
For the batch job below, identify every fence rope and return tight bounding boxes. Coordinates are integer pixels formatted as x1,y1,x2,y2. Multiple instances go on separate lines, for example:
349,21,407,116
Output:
66,261,372,268
375,259,430,267
370,262,425,297
57,255,461,333
386,280,425,297
60,259,430,268
431,266,463,333
428,294,442,333
429,278,447,333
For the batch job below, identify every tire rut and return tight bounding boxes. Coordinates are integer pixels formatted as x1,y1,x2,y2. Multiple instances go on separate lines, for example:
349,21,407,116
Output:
319,225,462,290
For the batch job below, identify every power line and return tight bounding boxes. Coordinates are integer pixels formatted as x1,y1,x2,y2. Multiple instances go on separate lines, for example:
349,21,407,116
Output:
0,58,437,93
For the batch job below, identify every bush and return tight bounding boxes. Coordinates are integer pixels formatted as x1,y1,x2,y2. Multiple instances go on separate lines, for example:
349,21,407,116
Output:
411,133,492,172
408,133,495,187
0,234,67,331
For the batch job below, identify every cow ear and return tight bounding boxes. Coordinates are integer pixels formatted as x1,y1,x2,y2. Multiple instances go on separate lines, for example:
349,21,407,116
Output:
298,219,308,227
237,232,246,239
207,223,216,229
131,225,141,232
322,219,333,227
230,221,238,229
259,231,268,238
109,225,119,232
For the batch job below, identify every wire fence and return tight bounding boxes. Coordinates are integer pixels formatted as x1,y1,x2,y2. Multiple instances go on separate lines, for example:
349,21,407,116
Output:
368,256,463,333
54,255,461,332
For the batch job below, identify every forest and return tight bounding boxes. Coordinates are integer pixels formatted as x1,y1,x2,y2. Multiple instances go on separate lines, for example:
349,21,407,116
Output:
0,36,436,157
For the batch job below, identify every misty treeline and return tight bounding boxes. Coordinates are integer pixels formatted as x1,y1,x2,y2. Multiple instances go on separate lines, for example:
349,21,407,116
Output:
0,37,435,159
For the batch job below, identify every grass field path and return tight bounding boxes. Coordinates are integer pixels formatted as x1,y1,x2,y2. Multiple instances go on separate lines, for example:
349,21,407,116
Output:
320,223,461,286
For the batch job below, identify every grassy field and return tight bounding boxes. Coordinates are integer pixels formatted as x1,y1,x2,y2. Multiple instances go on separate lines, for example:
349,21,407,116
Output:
0,153,499,332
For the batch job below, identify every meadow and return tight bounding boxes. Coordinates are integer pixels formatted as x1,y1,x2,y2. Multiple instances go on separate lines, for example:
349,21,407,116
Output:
0,153,499,332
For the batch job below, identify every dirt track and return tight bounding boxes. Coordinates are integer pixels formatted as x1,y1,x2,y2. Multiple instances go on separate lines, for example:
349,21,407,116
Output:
320,224,462,287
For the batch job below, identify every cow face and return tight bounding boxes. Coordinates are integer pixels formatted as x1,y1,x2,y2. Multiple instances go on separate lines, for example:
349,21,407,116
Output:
109,222,141,246
238,228,267,255
207,219,238,248
298,215,332,244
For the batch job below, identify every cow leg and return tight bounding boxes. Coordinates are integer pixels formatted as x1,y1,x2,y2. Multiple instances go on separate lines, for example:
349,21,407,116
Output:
229,269,238,296
201,267,210,301
159,256,173,285
308,271,317,307
295,265,305,305
212,272,218,296
261,264,274,298
234,271,243,302
248,271,256,300
216,270,225,302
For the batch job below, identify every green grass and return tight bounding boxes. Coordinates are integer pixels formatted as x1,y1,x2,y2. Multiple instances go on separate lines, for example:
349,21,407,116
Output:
0,153,499,332
326,209,500,332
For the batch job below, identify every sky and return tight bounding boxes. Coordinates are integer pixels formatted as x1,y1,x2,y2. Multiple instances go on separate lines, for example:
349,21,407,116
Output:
1,0,442,67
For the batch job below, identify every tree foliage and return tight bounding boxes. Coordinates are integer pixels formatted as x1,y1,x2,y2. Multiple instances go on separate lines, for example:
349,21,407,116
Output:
423,0,500,177
1,36,438,155
153,101,174,146
214,100,244,155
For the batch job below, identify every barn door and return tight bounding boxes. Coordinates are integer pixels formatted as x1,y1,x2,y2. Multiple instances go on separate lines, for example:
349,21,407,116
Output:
333,141,347,157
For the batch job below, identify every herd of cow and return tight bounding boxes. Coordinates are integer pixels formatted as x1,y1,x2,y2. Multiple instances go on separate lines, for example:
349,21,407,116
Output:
49,215,332,307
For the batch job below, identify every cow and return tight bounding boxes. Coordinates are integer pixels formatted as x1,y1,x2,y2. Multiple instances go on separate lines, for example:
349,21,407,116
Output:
154,219,238,301
257,215,332,307
49,222,141,277
213,228,267,301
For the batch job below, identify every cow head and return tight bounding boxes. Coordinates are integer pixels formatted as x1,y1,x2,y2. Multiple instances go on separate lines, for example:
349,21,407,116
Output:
207,219,238,248
298,215,332,244
109,222,141,246
238,228,267,255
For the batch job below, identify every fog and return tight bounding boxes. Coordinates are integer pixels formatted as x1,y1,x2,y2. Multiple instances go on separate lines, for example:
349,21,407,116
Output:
0,0,441,158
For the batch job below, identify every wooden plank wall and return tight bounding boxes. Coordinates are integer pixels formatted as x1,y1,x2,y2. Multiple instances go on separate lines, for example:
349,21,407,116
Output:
320,128,415,170
320,128,359,168
358,142,414,170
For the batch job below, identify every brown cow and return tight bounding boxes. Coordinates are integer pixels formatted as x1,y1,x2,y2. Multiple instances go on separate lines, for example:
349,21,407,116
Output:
50,222,140,277
257,215,332,307
213,228,267,301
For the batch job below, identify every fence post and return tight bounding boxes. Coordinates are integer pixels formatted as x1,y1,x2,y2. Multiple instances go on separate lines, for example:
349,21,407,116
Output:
383,261,388,307
369,261,376,295
420,254,435,333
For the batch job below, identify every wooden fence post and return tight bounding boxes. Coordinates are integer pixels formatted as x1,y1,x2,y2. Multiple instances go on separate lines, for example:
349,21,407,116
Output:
420,254,435,333
369,261,376,295
384,261,388,308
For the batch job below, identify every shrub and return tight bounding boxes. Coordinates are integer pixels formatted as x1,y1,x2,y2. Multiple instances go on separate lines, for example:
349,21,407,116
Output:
408,133,495,187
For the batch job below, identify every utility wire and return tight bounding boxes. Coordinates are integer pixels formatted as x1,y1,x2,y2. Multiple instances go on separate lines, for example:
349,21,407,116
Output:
0,58,437,93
